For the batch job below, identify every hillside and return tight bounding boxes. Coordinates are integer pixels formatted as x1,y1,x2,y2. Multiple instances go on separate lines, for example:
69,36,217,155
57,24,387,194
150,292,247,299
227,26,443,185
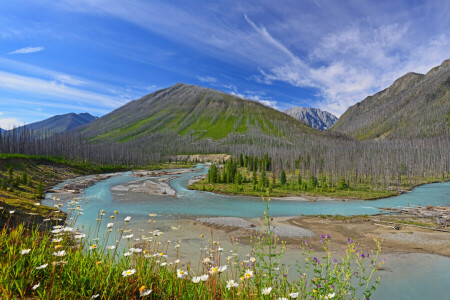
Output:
81,83,318,144
331,59,450,140
13,113,97,134
285,107,338,130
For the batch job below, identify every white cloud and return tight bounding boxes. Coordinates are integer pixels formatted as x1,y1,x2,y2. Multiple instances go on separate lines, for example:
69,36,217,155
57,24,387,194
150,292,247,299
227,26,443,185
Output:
0,117,22,129
229,90,278,109
197,76,217,83
0,70,122,108
8,46,44,55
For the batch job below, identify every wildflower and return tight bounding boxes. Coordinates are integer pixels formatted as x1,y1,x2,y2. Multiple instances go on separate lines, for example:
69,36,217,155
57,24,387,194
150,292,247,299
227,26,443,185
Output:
203,257,212,264
74,234,86,239
226,279,239,289
107,223,114,228
325,293,336,299
51,229,63,234
21,249,31,255
289,292,299,298
174,259,180,264
140,288,152,297
90,294,100,299
192,276,201,283
200,274,209,281
122,269,136,277
218,247,223,252
218,265,228,273
54,250,66,257
107,245,116,250
262,287,272,295
210,266,219,274
124,234,133,239
160,262,167,267
36,264,48,270
34,202,40,206
175,244,180,248
244,269,254,279
171,226,179,230
63,227,73,232
278,298,288,300
9,210,15,214
124,216,131,222
114,210,119,214
54,245,63,249
149,213,156,217
177,269,187,278
96,261,102,265
129,248,142,253
32,282,40,290
123,252,131,257
249,257,256,263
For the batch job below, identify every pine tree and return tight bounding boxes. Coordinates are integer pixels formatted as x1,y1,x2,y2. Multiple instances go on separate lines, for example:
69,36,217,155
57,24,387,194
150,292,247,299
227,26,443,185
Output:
36,180,44,199
22,171,28,184
280,169,287,185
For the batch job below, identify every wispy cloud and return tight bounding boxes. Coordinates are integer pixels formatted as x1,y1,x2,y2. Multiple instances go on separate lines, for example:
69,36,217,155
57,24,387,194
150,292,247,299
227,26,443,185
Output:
229,89,278,109
197,76,217,83
8,46,44,55
0,70,122,107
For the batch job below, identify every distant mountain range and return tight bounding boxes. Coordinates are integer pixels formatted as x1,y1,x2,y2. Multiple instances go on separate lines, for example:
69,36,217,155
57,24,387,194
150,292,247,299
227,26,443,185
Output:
331,59,450,140
285,107,338,130
80,83,318,144
10,113,97,134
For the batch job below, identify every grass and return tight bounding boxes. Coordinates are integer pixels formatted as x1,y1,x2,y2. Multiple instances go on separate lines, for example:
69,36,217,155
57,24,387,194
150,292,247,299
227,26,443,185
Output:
190,180,397,200
191,166,448,200
0,155,194,220
0,199,384,299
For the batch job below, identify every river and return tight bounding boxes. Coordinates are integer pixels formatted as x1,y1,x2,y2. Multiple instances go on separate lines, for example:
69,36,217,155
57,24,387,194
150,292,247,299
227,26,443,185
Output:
44,164,450,299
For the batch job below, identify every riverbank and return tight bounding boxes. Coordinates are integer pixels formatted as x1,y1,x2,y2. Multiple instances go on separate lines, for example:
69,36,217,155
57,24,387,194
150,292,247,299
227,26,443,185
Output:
194,214,450,258
0,155,194,228
189,178,449,201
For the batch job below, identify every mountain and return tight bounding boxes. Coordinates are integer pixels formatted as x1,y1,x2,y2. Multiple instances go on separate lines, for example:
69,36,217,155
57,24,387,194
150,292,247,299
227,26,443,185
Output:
285,107,338,130
331,59,450,140
17,113,97,134
81,83,318,145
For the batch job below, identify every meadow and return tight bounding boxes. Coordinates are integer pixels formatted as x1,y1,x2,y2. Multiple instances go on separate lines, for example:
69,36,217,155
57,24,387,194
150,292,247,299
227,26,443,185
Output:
0,199,384,299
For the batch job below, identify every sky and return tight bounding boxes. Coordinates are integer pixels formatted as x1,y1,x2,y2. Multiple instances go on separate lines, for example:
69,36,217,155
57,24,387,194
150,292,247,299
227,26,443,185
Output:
0,0,449,129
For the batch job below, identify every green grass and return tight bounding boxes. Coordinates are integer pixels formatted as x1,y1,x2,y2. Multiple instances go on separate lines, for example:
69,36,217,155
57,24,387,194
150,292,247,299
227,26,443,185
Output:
0,155,194,219
190,179,397,200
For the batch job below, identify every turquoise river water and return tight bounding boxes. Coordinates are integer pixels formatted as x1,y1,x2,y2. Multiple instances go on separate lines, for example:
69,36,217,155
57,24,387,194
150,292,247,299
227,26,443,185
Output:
44,165,450,299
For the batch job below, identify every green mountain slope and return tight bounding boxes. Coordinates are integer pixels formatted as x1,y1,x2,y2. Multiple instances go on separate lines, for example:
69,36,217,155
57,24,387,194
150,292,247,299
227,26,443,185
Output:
82,83,318,143
331,59,450,140
12,113,97,134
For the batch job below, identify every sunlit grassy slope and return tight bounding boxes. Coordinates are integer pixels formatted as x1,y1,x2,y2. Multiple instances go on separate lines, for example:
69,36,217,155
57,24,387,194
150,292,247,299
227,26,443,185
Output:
82,83,318,143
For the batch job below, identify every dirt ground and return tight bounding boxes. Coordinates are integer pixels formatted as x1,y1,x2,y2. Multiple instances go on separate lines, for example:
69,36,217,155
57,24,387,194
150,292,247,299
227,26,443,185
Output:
197,215,450,258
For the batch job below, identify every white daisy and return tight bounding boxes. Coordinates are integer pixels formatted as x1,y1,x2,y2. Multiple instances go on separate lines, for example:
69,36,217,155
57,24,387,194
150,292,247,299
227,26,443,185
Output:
36,264,48,270
21,249,31,255
262,287,272,295
122,269,136,277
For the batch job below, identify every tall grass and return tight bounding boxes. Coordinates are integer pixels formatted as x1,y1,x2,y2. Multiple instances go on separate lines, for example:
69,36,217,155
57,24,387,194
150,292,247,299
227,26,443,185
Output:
0,199,383,299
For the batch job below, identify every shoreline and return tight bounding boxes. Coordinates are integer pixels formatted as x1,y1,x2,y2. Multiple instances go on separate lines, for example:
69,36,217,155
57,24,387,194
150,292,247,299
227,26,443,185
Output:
189,179,449,201
193,215,450,258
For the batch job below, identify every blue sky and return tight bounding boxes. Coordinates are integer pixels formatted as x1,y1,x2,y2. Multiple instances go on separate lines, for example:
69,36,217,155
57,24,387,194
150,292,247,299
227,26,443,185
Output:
0,0,449,128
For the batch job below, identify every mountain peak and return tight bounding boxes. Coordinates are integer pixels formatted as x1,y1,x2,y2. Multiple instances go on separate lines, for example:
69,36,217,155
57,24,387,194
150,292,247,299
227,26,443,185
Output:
331,59,450,140
285,107,338,130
